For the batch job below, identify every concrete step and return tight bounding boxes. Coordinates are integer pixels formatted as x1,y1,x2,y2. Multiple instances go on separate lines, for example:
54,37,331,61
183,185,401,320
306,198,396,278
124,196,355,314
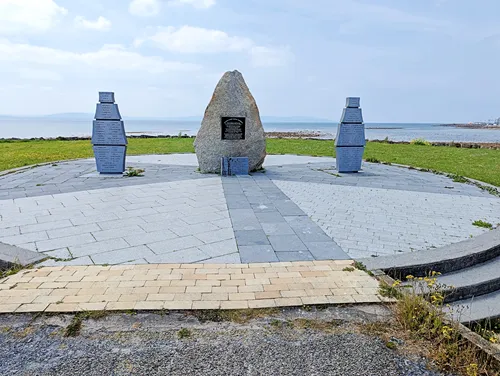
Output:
406,256,500,303
360,228,500,279
0,242,46,270
436,256,500,302
447,290,500,323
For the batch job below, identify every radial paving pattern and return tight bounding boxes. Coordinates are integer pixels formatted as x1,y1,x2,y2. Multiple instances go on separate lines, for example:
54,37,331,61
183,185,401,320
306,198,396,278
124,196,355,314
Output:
0,154,499,266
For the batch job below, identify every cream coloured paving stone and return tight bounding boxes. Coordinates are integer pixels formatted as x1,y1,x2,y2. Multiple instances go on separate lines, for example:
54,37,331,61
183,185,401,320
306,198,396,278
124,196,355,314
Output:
0,261,384,313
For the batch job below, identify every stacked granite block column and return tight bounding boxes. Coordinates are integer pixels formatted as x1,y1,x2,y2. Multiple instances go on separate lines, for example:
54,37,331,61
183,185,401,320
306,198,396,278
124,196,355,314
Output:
335,97,366,173
92,92,128,174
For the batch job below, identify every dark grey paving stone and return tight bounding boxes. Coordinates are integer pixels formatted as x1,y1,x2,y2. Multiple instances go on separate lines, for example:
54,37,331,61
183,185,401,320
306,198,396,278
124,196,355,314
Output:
227,201,252,209
246,196,272,205
306,242,351,260
255,212,287,223
275,201,304,216
251,203,277,213
297,231,333,243
277,251,315,262
268,234,307,252
229,209,257,220
261,222,296,236
283,216,310,227
224,194,247,202
231,220,262,231
234,230,270,246
239,245,279,263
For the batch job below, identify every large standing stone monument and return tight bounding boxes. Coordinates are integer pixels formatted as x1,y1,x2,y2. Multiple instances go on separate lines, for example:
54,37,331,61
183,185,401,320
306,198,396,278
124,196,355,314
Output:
194,70,266,174
92,92,127,174
334,97,366,173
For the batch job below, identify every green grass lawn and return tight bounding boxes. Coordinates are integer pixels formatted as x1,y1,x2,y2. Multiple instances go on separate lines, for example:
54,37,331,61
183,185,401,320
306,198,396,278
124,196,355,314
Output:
1,138,499,186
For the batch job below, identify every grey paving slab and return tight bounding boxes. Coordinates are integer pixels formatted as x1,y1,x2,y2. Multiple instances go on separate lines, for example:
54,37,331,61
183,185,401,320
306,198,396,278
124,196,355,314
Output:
39,256,94,267
145,247,210,263
122,230,178,247
198,239,238,258
276,251,315,262
68,238,131,258
36,233,96,252
306,242,350,260
197,252,241,264
91,245,156,265
234,230,270,246
147,236,205,255
239,245,279,263
261,222,296,236
255,212,287,223
268,235,308,252
2,153,497,264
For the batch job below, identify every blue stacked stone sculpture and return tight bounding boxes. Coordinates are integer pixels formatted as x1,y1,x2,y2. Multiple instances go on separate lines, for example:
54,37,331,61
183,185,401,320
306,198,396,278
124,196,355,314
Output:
92,92,127,174
334,97,366,173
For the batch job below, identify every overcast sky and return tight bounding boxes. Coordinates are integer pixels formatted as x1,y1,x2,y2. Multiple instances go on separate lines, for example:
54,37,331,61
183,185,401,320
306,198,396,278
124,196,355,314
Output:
0,0,499,122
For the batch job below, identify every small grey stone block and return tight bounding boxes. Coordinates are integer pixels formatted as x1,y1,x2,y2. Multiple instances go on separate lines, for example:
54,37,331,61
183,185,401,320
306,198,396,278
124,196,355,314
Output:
277,251,314,262
274,201,304,216
335,147,364,173
255,212,286,223
345,97,360,108
239,245,279,263
261,223,296,236
99,92,115,103
306,242,351,260
268,234,307,252
234,230,269,246
93,145,127,174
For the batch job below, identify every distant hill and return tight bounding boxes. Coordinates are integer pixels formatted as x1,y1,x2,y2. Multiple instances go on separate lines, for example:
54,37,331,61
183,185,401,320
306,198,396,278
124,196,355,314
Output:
43,113,93,119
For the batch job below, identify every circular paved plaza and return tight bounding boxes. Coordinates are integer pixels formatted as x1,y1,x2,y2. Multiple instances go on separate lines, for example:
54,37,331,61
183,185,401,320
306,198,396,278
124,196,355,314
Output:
0,154,499,267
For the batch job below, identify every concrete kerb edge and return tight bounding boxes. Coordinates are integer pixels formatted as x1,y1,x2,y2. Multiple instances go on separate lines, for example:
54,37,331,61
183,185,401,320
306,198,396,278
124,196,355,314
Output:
373,271,500,369
0,152,205,178
0,158,89,178
358,228,500,278
387,162,500,193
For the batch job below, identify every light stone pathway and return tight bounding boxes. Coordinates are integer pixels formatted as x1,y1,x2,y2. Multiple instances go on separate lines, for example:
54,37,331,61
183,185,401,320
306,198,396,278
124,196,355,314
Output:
0,260,385,313
0,154,498,265
273,180,500,259
0,178,239,265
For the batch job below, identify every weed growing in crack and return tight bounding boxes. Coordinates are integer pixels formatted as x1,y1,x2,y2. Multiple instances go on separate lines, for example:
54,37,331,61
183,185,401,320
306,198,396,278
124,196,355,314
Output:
177,328,191,339
472,220,493,229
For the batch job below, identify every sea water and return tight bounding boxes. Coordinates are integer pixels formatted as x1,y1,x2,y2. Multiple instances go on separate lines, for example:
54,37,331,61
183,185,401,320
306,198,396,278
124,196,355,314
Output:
0,117,499,143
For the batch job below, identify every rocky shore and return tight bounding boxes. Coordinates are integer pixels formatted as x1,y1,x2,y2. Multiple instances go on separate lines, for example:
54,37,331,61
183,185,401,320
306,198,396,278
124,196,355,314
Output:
439,123,500,129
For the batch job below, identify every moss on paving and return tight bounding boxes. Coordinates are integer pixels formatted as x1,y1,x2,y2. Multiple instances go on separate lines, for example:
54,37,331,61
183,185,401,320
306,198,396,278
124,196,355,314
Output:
1,138,499,187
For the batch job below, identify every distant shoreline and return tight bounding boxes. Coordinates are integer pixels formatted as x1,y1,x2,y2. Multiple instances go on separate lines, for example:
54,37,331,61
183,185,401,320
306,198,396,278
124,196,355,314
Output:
1,132,499,149
439,123,500,130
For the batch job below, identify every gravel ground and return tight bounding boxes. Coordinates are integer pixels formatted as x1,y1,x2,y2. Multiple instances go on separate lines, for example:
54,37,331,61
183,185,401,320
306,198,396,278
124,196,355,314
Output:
0,306,452,376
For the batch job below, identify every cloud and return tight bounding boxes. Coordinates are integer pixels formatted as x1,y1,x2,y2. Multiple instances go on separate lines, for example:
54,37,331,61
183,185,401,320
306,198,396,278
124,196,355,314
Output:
19,68,62,81
168,0,216,9
0,0,67,34
135,26,253,53
0,39,201,73
250,46,293,67
135,26,293,67
74,16,112,31
129,0,161,17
